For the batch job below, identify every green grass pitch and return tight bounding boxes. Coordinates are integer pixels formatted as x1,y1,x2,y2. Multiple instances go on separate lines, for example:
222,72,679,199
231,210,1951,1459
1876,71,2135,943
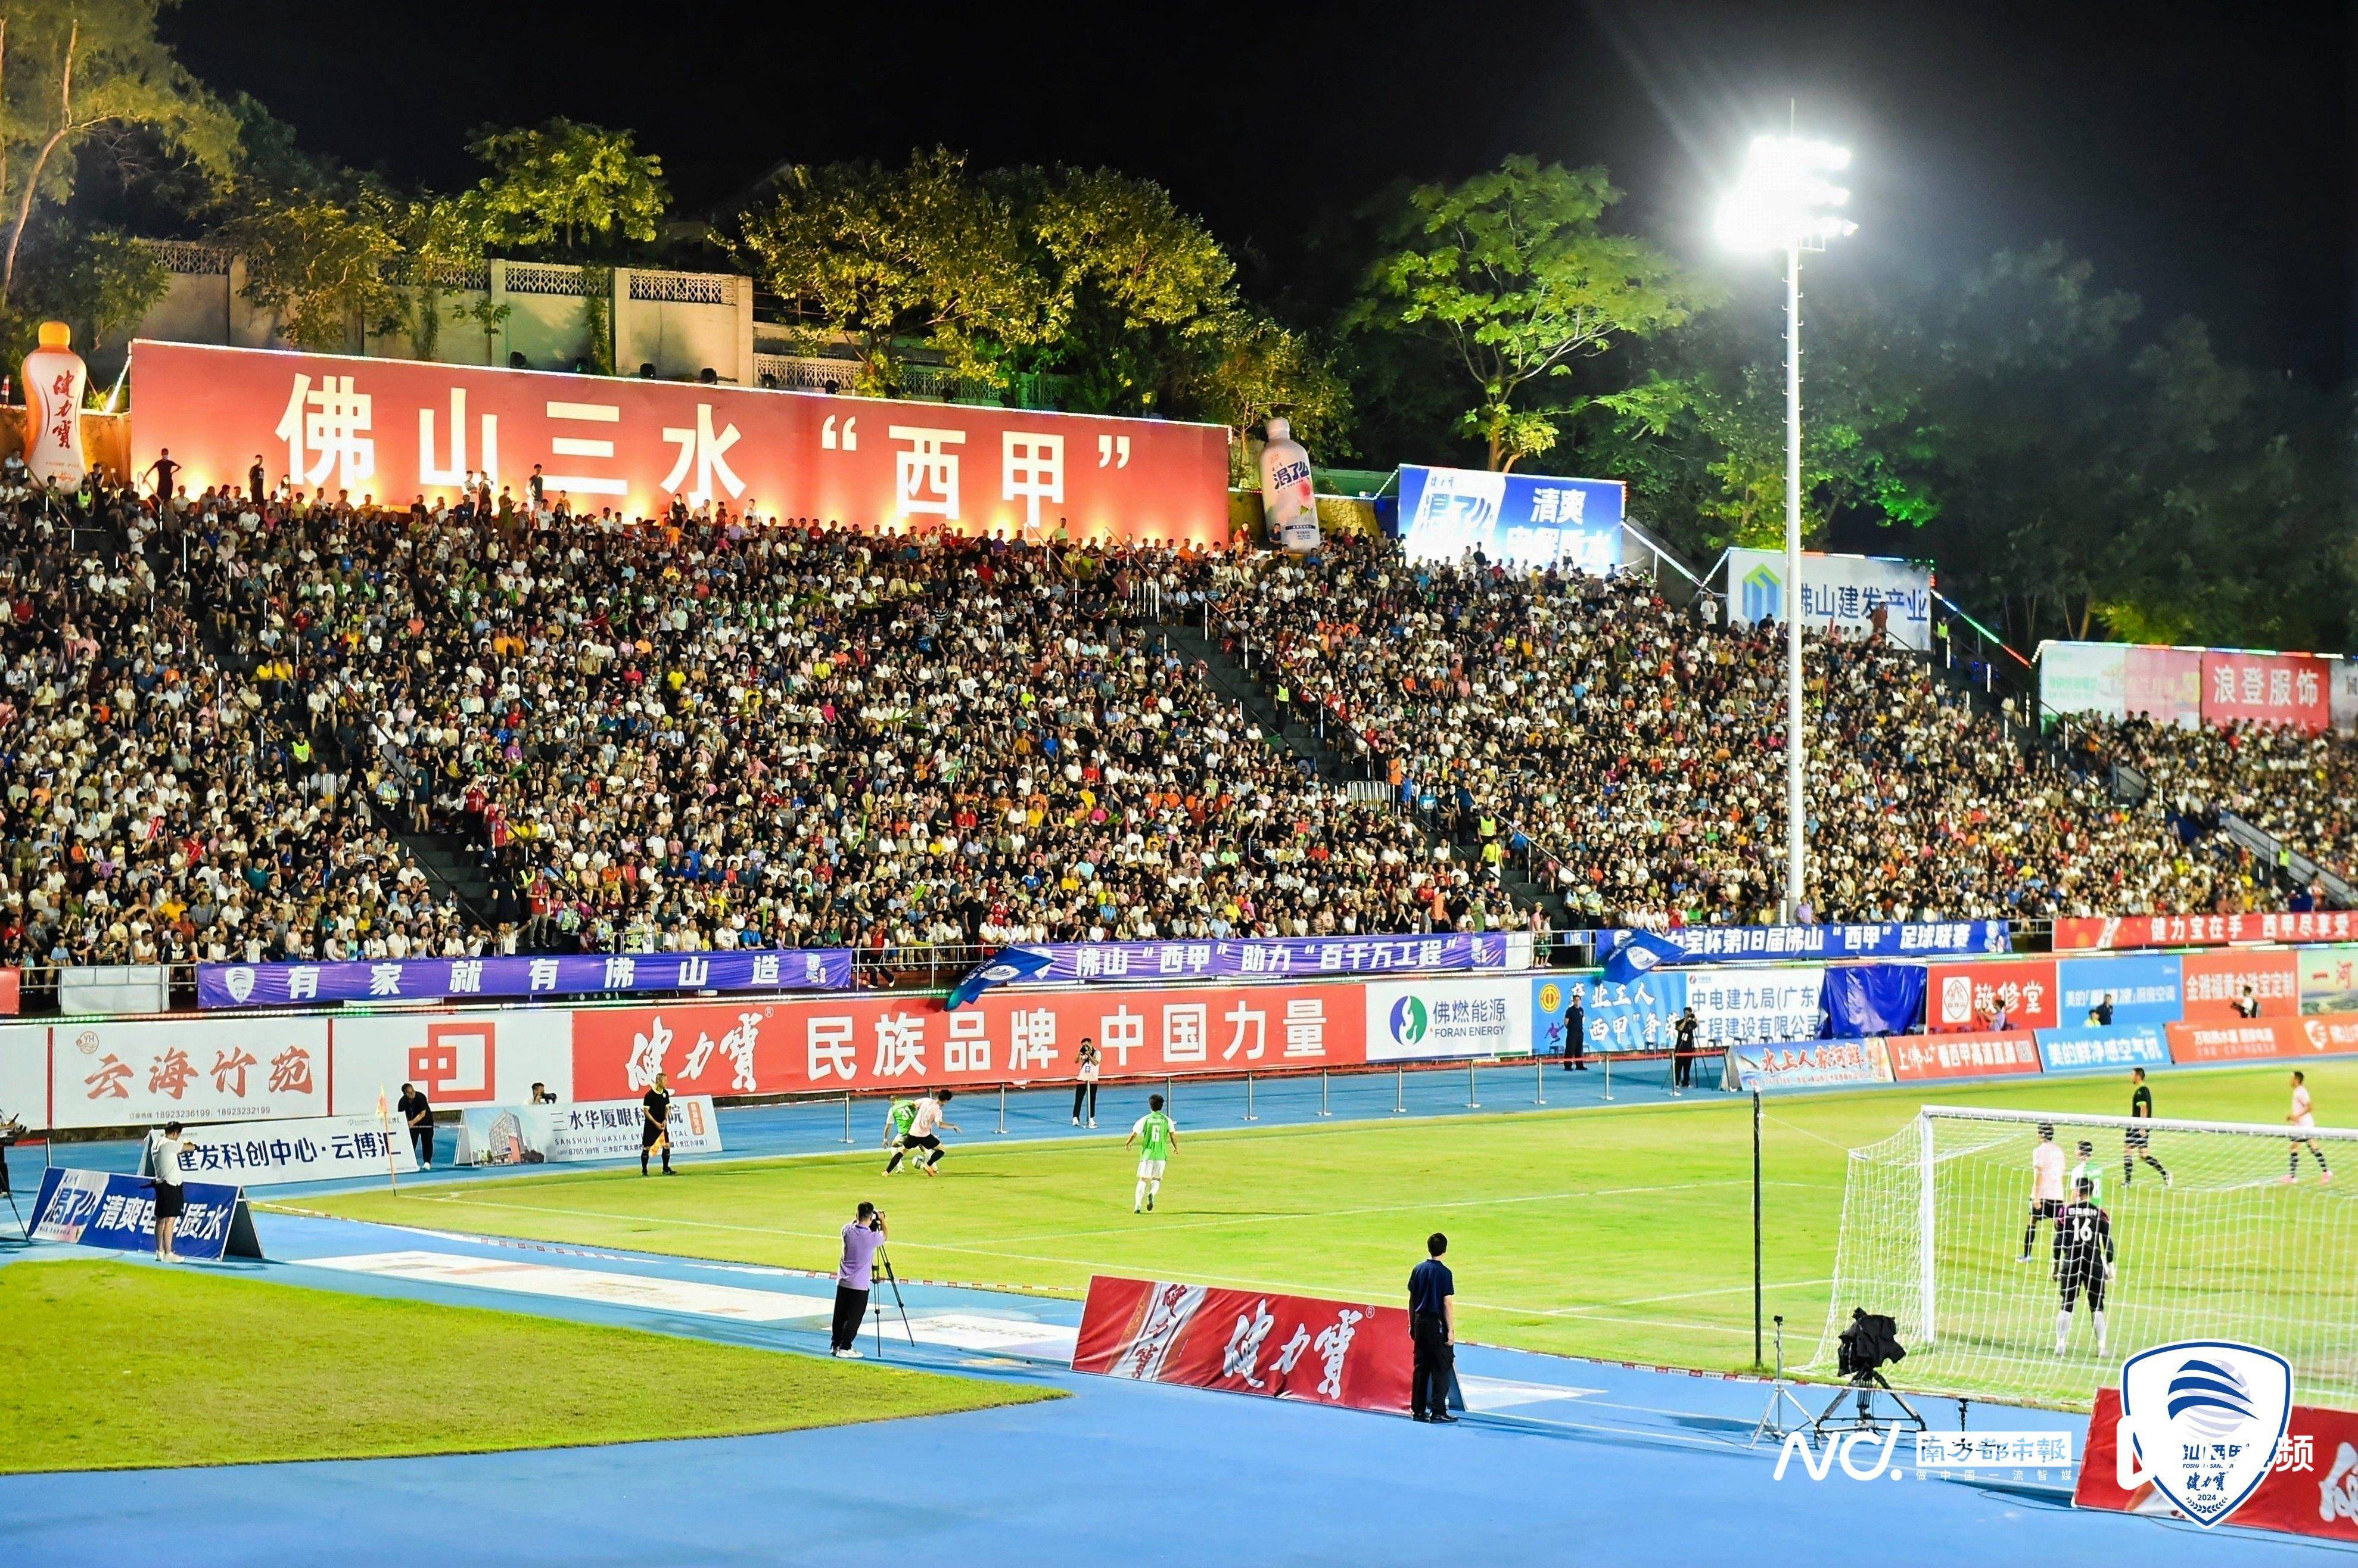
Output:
0,1258,1058,1473
298,1062,2358,1398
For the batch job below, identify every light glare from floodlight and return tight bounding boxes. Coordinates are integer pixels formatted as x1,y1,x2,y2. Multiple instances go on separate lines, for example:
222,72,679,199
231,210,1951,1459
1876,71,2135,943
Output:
1716,135,1859,252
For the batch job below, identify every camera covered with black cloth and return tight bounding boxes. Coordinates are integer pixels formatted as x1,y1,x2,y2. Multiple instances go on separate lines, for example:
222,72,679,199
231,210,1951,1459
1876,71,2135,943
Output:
1836,1308,1906,1376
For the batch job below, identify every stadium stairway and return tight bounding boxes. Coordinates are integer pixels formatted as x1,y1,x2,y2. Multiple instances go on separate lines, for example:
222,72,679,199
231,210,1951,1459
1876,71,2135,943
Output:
1146,617,1575,929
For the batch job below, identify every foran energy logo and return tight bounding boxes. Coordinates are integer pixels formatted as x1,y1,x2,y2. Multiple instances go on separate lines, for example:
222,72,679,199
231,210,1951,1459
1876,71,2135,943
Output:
2114,1341,2294,1527
1386,997,1430,1050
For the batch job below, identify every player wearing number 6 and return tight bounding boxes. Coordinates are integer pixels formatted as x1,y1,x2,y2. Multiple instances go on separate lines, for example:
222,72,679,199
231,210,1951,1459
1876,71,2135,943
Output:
1127,1094,1180,1214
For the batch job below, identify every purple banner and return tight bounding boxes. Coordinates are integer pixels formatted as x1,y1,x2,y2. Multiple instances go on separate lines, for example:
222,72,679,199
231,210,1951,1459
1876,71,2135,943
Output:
196,949,854,1010
1042,933,1526,985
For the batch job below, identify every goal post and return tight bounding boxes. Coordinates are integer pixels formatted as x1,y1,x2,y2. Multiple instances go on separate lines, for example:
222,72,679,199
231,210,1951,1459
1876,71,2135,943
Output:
1815,1103,2358,1409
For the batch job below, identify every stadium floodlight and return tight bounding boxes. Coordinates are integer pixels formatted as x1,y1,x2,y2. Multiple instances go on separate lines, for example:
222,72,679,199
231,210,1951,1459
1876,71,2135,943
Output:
1716,133,1855,922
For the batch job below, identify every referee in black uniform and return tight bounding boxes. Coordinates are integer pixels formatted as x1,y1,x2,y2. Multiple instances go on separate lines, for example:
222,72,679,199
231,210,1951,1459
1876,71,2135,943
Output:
1408,1233,1457,1423
640,1072,675,1175
2123,1066,2170,1186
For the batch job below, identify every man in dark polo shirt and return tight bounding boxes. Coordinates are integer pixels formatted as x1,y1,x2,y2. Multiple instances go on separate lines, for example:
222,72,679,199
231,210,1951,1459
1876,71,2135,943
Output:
1408,1232,1457,1423
640,1073,675,1175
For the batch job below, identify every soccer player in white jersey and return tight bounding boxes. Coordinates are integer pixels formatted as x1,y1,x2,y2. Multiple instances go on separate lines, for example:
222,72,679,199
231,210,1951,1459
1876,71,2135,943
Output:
2018,1122,2065,1262
2284,1071,2332,1186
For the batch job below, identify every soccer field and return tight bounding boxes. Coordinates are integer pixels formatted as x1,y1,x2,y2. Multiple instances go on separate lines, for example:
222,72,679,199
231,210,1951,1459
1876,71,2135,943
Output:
298,1062,2358,1402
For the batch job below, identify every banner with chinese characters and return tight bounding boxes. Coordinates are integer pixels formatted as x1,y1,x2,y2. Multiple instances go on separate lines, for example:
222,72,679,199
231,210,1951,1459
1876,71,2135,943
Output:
1925,958,2058,1032
158,1113,418,1186
2299,945,2358,1015
1361,976,1533,1062
2057,953,2185,1028
47,1018,329,1130
1595,920,2007,966
2074,1387,2358,1543
2199,649,2332,732
1725,548,1933,651
456,1096,721,1166
1071,1275,1414,1416
1683,966,1827,1050
2035,1025,2170,1075
1729,1038,1893,1091
27,1167,262,1261
1035,932,1525,985
195,948,852,1010
2036,643,2203,727
2052,912,2358,950
1395,464,1625,575
567,982,1370,1102
128,341,1231,545
2167,1011,2358,1065
1884,1029,2042,1082
1548,970,1689,1055
2179,948,2300,1023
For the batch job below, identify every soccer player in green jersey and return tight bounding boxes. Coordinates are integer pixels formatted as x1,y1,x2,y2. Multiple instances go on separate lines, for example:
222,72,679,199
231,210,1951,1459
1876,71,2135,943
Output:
882,1097,919,1174
1126,1093,1180,1213
2067,1139,2106,1208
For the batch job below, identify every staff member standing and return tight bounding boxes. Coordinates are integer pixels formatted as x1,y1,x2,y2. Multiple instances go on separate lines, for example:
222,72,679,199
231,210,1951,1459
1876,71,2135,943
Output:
1408,1232,1457,1424
641,1072,675,1176
1672,1006,1700,1090
149,1120,189,1261
831,1202,887,1358
1072,1037,1102,1128
397,1082,434,1170
1563,994,1587,1071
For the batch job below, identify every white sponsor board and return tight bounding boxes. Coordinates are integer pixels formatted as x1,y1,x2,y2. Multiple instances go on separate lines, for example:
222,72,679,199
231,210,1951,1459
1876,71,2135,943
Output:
1726,548,1933,651
1685,965,1826,1049
325,1010,575,1117
1364,976,1533,1062
164,1113,418,1187
2039,641,2128,721
0,1023,47,1127
49,1017,329,1130
484,1095,724,1163
2334,656,2358,736
304,1250,816,1321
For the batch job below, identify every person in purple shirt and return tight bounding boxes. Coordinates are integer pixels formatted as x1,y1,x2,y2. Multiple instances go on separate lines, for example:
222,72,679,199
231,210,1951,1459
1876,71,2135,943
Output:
832,1202,888,1357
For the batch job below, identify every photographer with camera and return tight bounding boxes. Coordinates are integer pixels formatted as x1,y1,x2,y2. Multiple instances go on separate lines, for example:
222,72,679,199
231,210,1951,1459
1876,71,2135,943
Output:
832,1202,888,1358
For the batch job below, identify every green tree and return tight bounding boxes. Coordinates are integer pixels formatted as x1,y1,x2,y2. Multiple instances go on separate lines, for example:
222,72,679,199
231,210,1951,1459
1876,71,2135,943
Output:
5,220,166,358
1349,157,1712,470
467,119,668,256
1176,310,1352,483
217,179,407,350
0,0,238,306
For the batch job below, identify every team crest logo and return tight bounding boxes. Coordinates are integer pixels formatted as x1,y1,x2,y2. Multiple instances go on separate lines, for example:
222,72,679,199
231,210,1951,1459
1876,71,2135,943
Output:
223,966,257,1004
1388,997,1430,1047
2115,1341,2293,1527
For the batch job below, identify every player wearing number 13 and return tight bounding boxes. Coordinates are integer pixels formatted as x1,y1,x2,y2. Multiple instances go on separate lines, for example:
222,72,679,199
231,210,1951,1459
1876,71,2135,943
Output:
1127,1094,1178,1214
2052,1175,2115,1358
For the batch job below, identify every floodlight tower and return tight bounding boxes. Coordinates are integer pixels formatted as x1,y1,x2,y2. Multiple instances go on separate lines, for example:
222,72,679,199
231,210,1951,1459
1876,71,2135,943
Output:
1716,133,1856,922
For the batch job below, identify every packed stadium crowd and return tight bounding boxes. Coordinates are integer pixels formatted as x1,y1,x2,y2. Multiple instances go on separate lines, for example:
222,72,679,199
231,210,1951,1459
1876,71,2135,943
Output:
1,455,2348,971
1208,537,2278,927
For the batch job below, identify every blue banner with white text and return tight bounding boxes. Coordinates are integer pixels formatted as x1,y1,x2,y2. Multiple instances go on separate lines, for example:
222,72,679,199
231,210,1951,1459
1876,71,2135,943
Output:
196,948,854,1010
2055,954,2185,1028
1396,465,1625,574
28,1167,258,1260
2035,1026,2170,1075
1598,920,2009,966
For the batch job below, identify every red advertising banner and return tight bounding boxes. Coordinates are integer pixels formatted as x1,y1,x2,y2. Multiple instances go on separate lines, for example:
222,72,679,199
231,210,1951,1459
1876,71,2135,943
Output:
569,982,1368,1102
2075,1387,2358,1542
1071,1275,1414,1415
0,966,17,1016
128,341,1231,546
1886,1030,2043,1081
2167,1011,2358,1065
2200,651,2332,732
1926,959,2058,1032
2180,949,2300,1023
2052,913,2358,951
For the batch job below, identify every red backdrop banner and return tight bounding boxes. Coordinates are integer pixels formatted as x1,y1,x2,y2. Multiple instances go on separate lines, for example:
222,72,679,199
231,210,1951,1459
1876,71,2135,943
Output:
127,341,1231,546
2075,1387,2358,1542
1886,1029,2042,1081
569,981,1368,1102
2167,1011,2358,1065
1925,959,2058,1032
2052,914,2358,951
2200,651,2332,732
2180,949,2301,1023
1071,1275,1415,1415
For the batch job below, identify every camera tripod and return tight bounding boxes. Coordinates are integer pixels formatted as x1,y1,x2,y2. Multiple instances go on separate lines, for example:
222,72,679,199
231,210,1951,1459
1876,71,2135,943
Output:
1809,1367,1927,1441
1752,1315,1818,1444
869,1246,917,1355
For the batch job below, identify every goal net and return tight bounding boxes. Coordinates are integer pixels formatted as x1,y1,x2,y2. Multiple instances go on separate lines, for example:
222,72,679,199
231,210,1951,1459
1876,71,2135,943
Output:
1811,1105,2358,1409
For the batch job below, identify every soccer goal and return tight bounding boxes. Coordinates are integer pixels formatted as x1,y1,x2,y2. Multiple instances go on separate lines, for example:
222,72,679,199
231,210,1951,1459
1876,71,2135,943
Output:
1811,1105,2358,1409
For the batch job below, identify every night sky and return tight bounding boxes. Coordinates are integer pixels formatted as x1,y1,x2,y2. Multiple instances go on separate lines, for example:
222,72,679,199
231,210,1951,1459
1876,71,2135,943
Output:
166,0,2356,377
